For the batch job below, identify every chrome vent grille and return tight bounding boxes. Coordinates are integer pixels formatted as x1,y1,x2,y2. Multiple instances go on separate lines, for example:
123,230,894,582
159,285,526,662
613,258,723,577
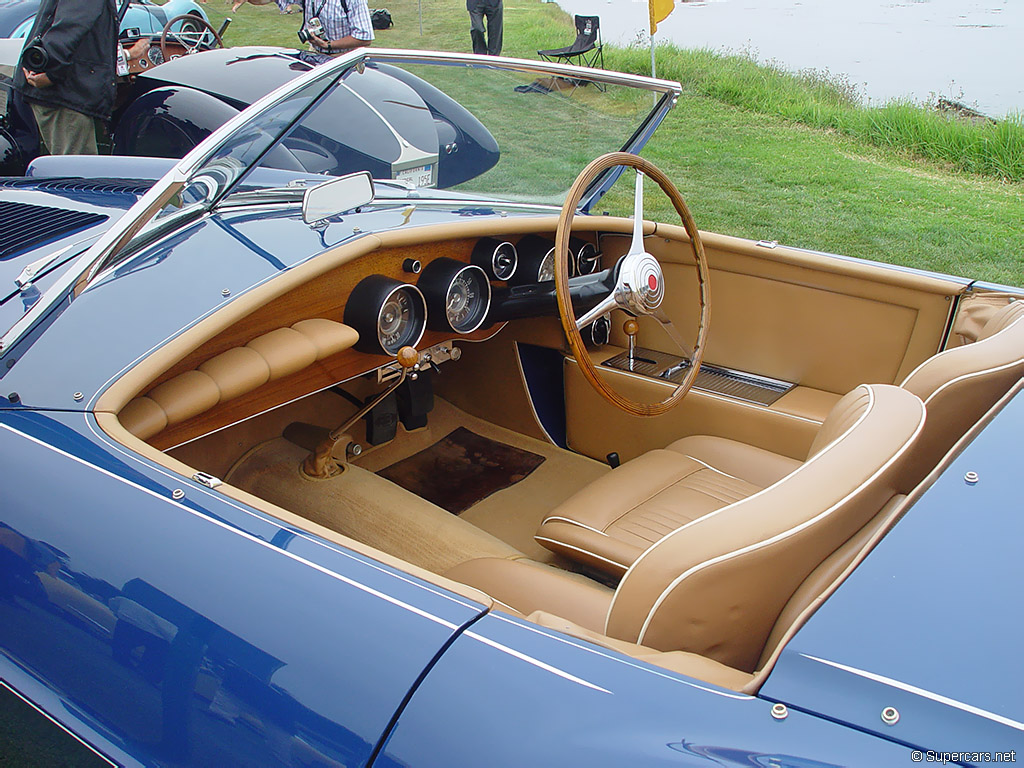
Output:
0,177,153,197
602,347,794,406
0,201,107,260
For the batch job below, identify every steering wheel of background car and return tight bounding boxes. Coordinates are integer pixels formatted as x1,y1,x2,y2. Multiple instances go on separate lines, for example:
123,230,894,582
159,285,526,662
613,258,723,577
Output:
161,14,224,60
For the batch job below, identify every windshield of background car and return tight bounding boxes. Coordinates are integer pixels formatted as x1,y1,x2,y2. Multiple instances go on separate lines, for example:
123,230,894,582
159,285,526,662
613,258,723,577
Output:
181,52,678,211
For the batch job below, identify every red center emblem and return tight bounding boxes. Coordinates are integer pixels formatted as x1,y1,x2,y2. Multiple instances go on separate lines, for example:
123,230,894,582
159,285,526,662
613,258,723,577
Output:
648,274,658,291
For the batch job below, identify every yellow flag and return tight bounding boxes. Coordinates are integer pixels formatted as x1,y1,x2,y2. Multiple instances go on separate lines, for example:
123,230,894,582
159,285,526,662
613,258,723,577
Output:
649,0,674,34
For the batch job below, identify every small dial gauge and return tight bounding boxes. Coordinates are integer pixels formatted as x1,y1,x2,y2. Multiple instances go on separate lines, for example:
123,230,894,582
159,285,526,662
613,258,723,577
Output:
344,275,427,355
471,238,518,281
537,248,555,282
420,258,492,334
378,288,421,352
574,241,601,275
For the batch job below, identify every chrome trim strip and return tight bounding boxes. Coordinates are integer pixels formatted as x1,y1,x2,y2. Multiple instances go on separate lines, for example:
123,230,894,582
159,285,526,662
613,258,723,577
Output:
800,654,1024,732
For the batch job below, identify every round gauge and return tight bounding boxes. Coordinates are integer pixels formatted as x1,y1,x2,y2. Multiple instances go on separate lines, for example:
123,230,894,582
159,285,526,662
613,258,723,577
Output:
419,258,492,334
344,275,427,355
537,248,555,283
575,241,601,275
471,237,518,281
147,46,164,67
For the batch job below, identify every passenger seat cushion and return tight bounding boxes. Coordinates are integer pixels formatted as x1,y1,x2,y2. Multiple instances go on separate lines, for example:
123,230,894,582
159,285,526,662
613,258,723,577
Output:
536,450,760,574
445,557,614,632
666,435,801,489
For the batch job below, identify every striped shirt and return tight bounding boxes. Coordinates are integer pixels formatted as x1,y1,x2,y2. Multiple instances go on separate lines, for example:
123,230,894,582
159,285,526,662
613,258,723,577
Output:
303,0,374,46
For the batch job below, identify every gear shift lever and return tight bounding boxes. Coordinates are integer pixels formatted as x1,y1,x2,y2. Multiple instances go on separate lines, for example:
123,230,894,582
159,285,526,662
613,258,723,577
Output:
294,346,419,479
623,318,639,372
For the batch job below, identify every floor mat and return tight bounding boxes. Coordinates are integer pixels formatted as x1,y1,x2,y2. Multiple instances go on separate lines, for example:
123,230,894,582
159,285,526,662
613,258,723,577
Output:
377,427,546,514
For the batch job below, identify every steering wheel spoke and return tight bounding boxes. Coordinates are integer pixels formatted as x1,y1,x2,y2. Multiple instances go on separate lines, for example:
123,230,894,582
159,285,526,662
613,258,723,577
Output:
554,152,710,417
652,308,694,361
575,291,621,331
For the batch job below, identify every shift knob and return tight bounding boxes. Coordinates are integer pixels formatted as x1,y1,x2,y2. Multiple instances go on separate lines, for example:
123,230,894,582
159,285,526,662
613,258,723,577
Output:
623,318,639,370
397,346,419,369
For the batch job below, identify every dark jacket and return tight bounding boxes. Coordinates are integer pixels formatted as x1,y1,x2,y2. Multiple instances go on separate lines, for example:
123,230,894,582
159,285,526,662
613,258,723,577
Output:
14,0,117,121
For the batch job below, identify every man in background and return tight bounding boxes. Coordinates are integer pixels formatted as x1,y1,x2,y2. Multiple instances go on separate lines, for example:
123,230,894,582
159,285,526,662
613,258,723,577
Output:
14,0,117,155
467,0,502,56
300,0,374,55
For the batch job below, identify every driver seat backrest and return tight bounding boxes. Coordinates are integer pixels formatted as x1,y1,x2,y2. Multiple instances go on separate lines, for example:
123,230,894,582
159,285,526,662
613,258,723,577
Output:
605,384,925,673
897,299,1024,489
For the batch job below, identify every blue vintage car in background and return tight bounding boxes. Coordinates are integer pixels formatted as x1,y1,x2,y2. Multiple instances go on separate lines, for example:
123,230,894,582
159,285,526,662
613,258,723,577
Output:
1,49,1022,766
0,0,210,40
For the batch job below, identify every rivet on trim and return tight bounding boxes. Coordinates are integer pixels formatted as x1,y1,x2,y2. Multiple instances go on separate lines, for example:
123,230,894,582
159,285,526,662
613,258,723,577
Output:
964,471,979,485
881,706,900,725
770,703,788,720
221,288,231,297
171,489,185,500
72,392,84,402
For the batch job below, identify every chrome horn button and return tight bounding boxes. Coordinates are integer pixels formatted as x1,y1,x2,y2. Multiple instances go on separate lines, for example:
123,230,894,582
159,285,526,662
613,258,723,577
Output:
617,252,665,315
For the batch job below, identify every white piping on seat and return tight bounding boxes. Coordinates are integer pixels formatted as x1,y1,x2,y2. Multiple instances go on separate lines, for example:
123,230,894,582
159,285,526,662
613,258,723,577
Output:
678,453,744,482
539,516,611,536
899,313,1024,388
921,357,1024,405
534,536,629,573
634,394,926,644
604,384,878,635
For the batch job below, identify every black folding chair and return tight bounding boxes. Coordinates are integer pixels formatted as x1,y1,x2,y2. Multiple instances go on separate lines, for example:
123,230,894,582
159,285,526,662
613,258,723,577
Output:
538,15,604,70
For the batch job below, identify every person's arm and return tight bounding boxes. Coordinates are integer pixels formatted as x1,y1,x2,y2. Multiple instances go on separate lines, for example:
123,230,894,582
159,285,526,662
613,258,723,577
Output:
31,0,107,83
308,31,370,53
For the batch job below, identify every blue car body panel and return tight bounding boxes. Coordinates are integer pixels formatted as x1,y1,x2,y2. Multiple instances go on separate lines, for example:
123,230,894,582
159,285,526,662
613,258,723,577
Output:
762,390,1024,764
0,406,486,766
377,610,922,767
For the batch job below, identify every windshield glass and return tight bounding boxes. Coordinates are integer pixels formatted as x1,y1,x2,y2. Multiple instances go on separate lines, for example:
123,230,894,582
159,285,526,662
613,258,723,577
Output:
188,51,679,210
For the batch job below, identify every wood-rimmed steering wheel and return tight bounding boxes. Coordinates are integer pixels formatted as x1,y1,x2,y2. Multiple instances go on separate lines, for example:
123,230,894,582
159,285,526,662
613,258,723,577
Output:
161,14,223,61
555,152,711,417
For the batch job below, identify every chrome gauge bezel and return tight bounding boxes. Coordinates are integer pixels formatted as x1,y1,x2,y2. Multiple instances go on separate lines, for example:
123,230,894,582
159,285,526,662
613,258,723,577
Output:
471,237,518,282
490,241,518,281
419,257,493,334
376,284,427,353
443,264,491,333
344,274,428,356
575,241,601,275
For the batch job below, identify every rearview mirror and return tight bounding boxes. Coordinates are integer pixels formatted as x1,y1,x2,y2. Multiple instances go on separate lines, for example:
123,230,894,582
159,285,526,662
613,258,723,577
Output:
302,171,374,225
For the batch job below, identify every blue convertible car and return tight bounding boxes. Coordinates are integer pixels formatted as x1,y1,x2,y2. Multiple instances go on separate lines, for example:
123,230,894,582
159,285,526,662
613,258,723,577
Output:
1,50,1022,767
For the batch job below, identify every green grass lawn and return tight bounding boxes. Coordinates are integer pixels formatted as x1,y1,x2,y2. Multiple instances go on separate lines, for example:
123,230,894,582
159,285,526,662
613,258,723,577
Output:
207,0,1023,285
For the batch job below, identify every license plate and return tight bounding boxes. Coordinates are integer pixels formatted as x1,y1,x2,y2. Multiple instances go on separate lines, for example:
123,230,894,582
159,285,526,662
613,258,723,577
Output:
395,164,434,188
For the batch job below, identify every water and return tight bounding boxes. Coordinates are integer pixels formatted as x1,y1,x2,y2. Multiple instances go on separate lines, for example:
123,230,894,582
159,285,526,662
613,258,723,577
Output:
552,0,1022,117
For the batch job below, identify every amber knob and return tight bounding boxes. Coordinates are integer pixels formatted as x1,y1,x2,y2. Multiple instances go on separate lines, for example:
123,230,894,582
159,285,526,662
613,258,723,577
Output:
396,346,420,369
623,318,639,338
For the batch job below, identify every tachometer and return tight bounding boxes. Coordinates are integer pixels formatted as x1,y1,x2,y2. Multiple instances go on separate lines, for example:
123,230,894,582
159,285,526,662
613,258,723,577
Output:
419,258,492,334
344,275,427,355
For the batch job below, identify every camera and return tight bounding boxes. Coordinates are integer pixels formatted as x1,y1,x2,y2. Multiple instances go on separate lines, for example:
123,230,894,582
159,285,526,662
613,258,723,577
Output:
21,37,50,73
296,17,325,45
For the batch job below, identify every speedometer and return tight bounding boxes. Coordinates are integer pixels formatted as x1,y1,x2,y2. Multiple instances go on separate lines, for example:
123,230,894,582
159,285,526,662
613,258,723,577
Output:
344,276,427,355
419,258,492,334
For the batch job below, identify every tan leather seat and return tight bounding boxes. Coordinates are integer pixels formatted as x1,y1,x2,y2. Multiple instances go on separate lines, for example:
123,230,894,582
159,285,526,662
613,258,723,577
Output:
453,384,925,673
535,384,881,578
898,299,1024,488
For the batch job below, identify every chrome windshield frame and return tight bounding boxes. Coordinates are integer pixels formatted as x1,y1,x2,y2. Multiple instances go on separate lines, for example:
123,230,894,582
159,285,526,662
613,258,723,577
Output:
0,49,681,357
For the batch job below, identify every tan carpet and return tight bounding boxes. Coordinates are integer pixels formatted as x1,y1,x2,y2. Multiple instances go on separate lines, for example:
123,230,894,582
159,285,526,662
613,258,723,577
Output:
355,398,610,563
226,437,521,575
